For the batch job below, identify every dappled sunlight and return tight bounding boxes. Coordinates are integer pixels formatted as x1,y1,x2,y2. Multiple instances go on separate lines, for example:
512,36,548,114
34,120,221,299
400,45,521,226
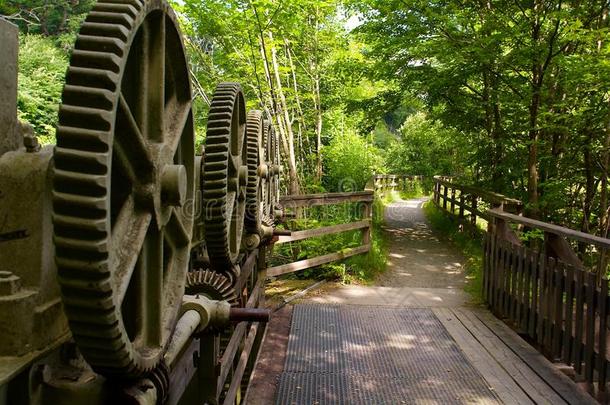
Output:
278,305,500,403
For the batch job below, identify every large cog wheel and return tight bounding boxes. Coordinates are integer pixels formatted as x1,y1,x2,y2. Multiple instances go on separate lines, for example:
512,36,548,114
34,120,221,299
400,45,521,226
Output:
244,110,264,247
202,83,248,272
263,119,281,224
52,0,195,377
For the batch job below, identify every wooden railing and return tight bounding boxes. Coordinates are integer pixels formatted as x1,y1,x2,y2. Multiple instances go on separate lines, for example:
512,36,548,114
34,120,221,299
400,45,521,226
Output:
266,191,373,277
366,174,423,194
485,210,610,393
432,176,523,228
429,176,610,392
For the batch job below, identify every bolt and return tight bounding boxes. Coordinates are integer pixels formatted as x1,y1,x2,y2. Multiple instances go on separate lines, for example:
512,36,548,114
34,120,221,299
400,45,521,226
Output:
21,123,40,153
244,233,260,250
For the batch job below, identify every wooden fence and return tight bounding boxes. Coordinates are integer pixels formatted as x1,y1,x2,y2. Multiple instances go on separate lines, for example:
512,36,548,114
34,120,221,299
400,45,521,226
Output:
266,191,373,277
430,176,610,392
485,210,610,392
432,176,523,228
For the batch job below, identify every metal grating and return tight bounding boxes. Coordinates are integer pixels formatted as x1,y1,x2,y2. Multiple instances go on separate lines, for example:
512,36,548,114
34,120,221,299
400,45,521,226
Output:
276,305,500,404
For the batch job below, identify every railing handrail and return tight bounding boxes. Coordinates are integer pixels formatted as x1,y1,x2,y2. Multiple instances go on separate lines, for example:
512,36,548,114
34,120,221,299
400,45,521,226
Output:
271,190,373,277
433,176,522,206
488,209,610,249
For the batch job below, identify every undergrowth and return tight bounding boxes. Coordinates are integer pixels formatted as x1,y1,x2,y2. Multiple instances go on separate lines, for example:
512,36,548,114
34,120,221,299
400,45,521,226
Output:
423,201,485,304
271,198,388,283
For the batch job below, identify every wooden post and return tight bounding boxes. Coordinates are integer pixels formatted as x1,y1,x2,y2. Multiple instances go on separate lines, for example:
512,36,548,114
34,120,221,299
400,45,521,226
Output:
443,185,448,210
450,187,456,214
471,195,477,226
362,201,372,246
459,192,465,219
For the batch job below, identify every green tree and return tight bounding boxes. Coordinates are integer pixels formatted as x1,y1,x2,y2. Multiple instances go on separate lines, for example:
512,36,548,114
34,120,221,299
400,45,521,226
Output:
17,34,68,143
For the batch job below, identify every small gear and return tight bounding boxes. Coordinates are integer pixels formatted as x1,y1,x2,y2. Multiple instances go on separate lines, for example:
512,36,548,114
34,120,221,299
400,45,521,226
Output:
186,269,238,306
147,361,170,405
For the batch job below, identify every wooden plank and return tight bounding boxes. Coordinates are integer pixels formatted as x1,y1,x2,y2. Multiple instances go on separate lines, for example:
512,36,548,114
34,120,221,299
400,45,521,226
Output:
488,209,610,249
598,278,608,390
217,283,263,394
514,245,524,326
537,255,547,346
552,261,564,359
521,247,532,333
433,177,523,205
483,233,490,301
452,308,566,404
543,257,556,354
279,191,373,208
471,309,597,404
222,322,260,405
529,250,539,337
266,244,370,277
432,308,534,404
585,271,596,384
563,265,575,365
574,268,585,374
275,220,370,244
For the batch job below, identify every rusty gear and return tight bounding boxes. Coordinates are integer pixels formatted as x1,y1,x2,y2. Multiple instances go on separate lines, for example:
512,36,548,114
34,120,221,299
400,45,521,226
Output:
185,269,238,306
202,82,247,274
52,0,195,377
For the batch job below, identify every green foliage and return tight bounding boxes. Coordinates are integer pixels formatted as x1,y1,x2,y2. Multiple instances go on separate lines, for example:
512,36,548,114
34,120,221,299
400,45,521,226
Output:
272,200,387,283
17,34,68,144
1,1,94,36
385,112,467,178
423,201,484,304
323,128,383,191
354,0,610,234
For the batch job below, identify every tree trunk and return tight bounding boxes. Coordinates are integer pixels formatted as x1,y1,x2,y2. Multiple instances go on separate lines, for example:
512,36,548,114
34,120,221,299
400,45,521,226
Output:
269,32,300,195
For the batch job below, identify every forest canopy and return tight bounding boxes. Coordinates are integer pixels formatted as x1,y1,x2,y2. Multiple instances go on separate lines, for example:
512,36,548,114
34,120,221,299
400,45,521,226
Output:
3,0,610,238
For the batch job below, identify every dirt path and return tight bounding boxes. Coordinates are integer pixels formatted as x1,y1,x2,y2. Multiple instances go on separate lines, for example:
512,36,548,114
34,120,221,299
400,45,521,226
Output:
376,197,465,289
308,196,469,307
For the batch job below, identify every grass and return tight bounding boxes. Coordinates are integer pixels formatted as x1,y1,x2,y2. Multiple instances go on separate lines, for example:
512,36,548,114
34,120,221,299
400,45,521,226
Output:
271,197,389,284
423,201,485,304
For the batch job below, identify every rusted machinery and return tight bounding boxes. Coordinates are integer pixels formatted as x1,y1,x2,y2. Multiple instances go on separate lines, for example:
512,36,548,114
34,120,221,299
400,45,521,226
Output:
0,1,281,404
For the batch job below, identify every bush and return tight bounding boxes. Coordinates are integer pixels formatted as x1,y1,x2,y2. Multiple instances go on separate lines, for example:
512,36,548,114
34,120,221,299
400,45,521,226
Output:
271,199,388,283
17,34,68,144
323,129,383,192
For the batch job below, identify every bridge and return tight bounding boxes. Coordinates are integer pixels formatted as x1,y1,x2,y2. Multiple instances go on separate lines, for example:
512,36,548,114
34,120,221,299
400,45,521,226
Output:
245,175,608,404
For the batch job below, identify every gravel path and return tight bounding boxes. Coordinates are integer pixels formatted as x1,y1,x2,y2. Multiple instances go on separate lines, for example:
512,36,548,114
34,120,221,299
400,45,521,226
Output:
308,197,469,307
376,197,466,289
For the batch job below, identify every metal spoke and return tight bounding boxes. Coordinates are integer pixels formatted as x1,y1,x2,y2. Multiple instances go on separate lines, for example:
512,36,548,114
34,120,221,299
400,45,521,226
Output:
165,209,190,249
148,14,165,143
111,195,153,305
136,225,164,347
166,100,192,156
116,94,154,180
